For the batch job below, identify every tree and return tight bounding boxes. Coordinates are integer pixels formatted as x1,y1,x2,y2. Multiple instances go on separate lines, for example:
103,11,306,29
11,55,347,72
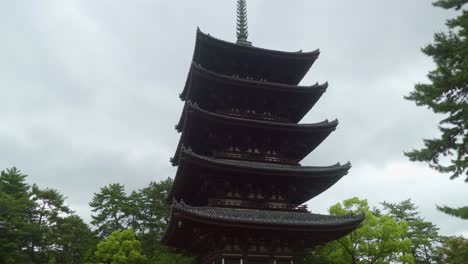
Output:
137,178,173,257
52,215,98,264
404,0,467,183
436,205,468,219
0,167,33,263
381,199,442,263
89,183,130,237
311,198,414,264
95,229,148,264
29,184,72,263
434,236,468,263
151,245,195,264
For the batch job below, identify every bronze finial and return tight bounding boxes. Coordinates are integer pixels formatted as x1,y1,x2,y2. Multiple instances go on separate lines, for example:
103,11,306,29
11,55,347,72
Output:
236,0,252,46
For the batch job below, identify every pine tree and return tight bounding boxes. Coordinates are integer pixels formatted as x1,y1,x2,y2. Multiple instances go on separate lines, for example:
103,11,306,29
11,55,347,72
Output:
406,0,468,220
436,205,468,219
382,199,443,263
405,0,467,182
89,183,129,237
0,168,33,263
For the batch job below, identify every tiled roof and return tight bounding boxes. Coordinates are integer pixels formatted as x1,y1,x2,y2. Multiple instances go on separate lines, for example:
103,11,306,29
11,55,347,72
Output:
173,202,365,227
180,63,328,100
176,101,338,132
195,28,320,58
181,147,351,174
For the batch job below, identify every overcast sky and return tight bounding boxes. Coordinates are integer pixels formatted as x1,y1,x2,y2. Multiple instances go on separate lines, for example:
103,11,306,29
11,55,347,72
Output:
1,0,466,237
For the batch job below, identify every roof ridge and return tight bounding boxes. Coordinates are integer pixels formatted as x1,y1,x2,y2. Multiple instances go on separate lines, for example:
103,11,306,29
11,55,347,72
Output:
196,28,320,57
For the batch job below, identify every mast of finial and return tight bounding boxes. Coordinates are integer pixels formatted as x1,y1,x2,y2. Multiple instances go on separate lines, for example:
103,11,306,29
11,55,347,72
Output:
236,0,252,46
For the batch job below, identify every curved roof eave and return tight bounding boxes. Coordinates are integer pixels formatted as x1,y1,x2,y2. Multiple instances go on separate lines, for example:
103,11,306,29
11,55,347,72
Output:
172,201,365,229
176,101,338,132
180,63,328,100
195,27,320,60
180,147,351,175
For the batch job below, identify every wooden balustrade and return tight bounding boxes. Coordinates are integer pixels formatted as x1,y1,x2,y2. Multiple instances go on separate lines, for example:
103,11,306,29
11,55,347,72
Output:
208,199,308,212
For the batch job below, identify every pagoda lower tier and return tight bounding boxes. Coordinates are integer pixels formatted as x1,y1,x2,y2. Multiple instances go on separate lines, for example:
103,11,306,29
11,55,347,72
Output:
180,63,327,123
162,202,364,264
172,102,337,166
169,147,351,208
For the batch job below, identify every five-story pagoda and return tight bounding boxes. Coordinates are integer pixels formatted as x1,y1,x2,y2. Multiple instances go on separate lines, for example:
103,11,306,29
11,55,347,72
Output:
162,1,364,263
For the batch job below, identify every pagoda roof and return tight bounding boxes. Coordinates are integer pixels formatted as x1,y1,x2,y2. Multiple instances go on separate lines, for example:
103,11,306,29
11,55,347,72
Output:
162,202,364,250
190,28,320,85
181,62,328,99
176,101,337,133
170,202,364,228
168,148,351,205
179,63,327,123
172,102,338,165
180,147,351,173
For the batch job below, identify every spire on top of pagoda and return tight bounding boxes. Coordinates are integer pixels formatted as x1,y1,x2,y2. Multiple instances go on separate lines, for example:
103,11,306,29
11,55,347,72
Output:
236,0,252,46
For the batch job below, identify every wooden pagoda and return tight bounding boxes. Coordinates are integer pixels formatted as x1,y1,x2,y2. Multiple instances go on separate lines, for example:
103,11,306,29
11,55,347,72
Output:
162,1,364,263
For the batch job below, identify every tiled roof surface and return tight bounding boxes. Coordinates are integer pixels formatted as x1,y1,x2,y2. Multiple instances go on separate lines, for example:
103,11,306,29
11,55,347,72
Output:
173,202,365,227
182,147,351,174
176,101,338,132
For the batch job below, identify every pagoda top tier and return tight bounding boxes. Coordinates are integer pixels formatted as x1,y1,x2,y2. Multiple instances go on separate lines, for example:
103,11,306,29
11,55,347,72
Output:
190,28,320,85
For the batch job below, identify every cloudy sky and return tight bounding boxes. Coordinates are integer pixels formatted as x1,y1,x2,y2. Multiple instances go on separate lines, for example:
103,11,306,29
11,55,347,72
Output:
1,0,466,236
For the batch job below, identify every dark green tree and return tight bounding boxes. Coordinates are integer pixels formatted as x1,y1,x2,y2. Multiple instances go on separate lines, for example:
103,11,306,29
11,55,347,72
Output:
52,215,98,264
29,184,72,263
405,0,467,181
0,167,33,263
437,205,468,219
89,183,130,238
381,199,442,263
137,178,173,257
151,245,195,264
435,236,468,263
405,0,468,220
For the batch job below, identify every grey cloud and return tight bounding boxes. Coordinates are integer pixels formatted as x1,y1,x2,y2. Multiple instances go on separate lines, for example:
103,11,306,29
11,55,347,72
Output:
0,0,465,236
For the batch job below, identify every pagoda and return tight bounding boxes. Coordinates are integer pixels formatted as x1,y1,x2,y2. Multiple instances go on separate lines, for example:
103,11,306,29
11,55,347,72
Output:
162,1,364,263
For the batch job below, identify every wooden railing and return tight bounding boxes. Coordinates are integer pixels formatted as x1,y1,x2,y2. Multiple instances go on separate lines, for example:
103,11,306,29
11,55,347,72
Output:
213,151,297,165
217,109,291,123
208,199,308,212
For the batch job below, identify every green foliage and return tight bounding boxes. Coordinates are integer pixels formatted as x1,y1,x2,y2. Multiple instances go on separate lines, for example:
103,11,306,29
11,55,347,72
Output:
137,178,173,258
0,167,98,263
404,0,467,181
53,215,97,263
435,236,468,263
151,245,195,264
95,229,148,264
381,199,442,263
29,184,74,262
437,205,468,219
89,178,173,259
90,183,130,237
312,198,414,264
0,167,33,263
